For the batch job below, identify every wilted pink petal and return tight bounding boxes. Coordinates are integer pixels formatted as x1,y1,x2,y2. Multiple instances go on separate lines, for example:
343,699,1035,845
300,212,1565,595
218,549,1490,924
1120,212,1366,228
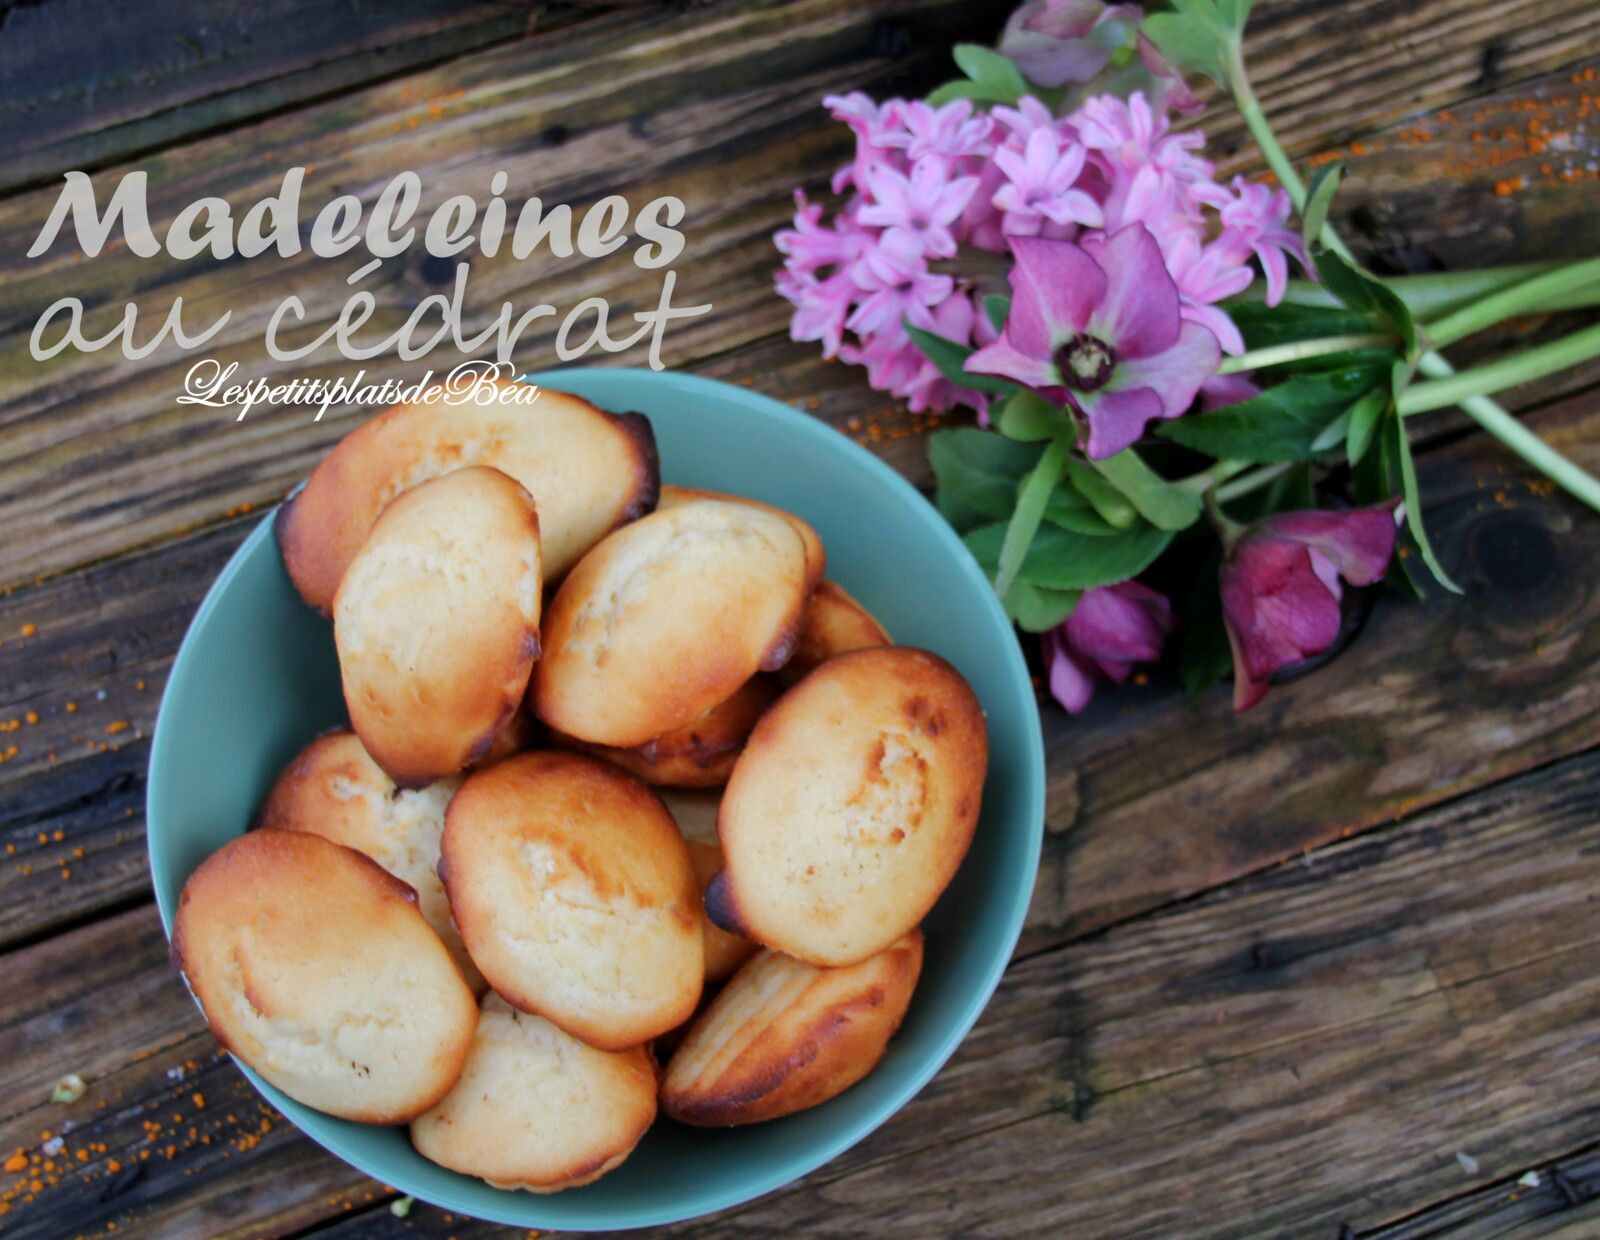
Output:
1220,503,1401,710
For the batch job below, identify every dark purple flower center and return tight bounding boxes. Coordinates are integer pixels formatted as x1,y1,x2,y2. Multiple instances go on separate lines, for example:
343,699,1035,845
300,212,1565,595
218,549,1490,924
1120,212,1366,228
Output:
1056,334,1116,392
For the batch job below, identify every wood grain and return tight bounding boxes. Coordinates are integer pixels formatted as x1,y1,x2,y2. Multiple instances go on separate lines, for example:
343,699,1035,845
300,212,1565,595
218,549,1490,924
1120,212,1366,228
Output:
0,0,552,195
1365,1145,1600,1238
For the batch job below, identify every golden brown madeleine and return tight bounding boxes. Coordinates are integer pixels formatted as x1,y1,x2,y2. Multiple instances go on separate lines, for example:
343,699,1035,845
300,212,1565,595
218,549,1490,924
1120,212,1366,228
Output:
685,837,760,984
556,676,779,788
440,752,703,1049
532,502,809,748
710,647,987,966
278,379,657,613
662,931,923,1126
172,830,477,1124
779,580,893,684
411,994,657,1194
254,729,483,992
334,467,542,786
658,484,826,589
470,707,541,769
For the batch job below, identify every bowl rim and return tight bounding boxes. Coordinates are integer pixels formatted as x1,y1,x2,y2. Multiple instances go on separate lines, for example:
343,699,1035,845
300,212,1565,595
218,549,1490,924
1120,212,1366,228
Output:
146,367,1045,1230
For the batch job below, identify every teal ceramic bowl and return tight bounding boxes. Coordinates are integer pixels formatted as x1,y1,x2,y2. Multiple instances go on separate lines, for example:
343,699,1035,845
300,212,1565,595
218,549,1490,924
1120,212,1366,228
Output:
147,368,1044,1230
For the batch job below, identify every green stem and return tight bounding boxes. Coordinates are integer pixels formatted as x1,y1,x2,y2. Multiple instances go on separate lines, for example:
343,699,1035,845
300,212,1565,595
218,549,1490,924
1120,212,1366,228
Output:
1255,264,1599,321
1178,458,1252,493
1409,351,1600,513
1217,333,1394,374
1400,322,1600,415
1425,257,1600,347
1214,460,1296,504
994,433,1073,600
1228,50,1600,516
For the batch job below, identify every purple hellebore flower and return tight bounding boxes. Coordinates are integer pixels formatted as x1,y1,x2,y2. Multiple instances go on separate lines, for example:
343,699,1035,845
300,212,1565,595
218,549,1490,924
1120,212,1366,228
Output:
1220,504,1402,711
1000,0,1143,89
964,224,1221,458
1042,580,1173,713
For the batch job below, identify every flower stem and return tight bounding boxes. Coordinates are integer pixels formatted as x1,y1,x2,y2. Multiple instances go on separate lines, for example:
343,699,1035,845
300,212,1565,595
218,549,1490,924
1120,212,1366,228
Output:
1400,322,1600,415
1179,458,1252,493
1214,460,1297,504
1217,333,1394,374
1424,257,1600,347
994,432,1073,601
1248,264,1600,321
1227,52,1600,515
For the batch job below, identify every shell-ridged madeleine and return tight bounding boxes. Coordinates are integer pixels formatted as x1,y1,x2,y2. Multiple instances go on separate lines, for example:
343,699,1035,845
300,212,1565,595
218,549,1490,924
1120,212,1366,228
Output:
254,729,483,992
440,751,703,1050
334,466,542,787
532,502,809,748
708,647,987,967
662,931,923,1126
411,994,657,1194
556,676,779,788
779,580,892,684
172,830,477,1124
278,379,657,613
658,484,825,590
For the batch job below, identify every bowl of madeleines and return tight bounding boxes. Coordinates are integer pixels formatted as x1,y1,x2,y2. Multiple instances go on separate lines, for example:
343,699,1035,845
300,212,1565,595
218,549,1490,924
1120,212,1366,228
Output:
146,368,1045,1229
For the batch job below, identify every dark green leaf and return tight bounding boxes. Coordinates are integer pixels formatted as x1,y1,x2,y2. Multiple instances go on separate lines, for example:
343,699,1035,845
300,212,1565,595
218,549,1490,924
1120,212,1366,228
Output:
1309,406,1352,453
1142,11,1228,83
982,294,1010,333
1157,368,1382,462
996,390,1069,443
1301,161,1342,248
927,428,1040,530
1044,482,1120,535
1090,449,1203,531
965,520,1173,591
1065,458,1138,528
1224,299,1379,352
1004,581,1081,632
1313,249,1417,355
904,323,1019,395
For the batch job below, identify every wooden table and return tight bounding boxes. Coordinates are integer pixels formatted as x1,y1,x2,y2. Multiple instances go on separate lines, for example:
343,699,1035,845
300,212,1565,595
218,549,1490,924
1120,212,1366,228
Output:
2,1,1599,1235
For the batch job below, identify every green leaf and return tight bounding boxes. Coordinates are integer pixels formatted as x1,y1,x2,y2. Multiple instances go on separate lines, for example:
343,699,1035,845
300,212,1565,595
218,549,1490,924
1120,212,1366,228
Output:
1313,249,1418,355
1158,368,1382,462
927,427,1042,531
1142,12,1228,84
1344,386,1388,466
1065,458,1138,528
950,44,1028,104
1389,414,1462,594
994,436,1073,599
1225,299,1379,352
1310,406,1352,453
1301,160,1343,249
1089,449,1203,531
982,294,1011,333
996,390,1069,443
965,519,1173,591
904,323,1019,395
1003,581,1081,632
1043,488,1120,535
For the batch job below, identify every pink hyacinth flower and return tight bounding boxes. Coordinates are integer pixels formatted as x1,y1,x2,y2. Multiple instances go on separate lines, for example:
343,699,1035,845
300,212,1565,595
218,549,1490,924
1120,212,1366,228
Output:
964,224,1221,458
1042,580,1173,713
858,159,980,259
1220,504,1402,711
993,128,1105,236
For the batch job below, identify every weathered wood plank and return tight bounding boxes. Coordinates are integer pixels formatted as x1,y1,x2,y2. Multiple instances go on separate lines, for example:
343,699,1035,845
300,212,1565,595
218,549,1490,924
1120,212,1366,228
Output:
1364,1145,1600,1238
0,0,554,195
7,733,1597,1237
2,3,1597,592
